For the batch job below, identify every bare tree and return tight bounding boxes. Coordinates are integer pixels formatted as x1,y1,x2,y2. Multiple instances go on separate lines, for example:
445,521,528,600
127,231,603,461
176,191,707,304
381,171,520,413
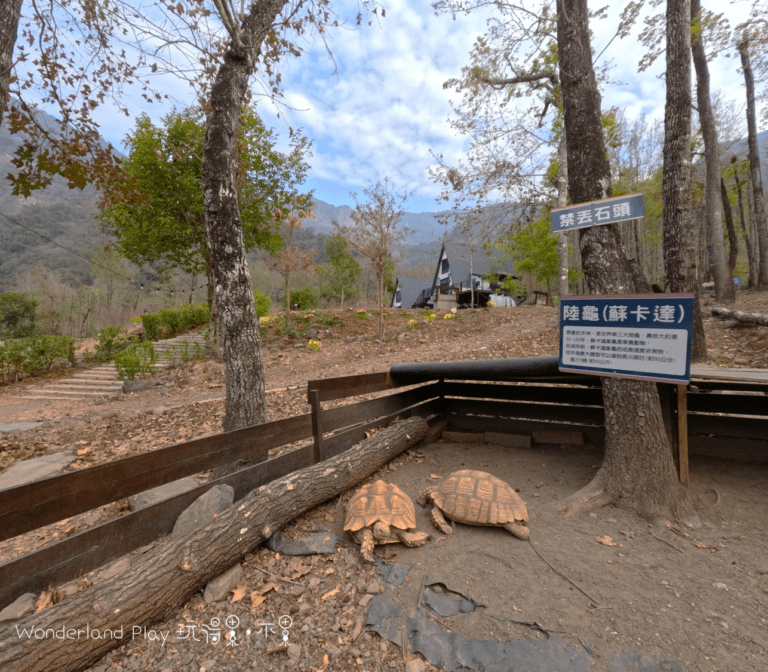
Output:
664,0,707,362
737,33,768,287
265,205,316,314
691,0,734,302
334,179,410,340
556,0,698,525
0,0,22,127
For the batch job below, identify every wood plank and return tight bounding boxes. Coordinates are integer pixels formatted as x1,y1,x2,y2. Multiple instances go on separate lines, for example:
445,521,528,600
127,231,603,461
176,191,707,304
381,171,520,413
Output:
320,399,442,461
689,435,768,463
442,398,604,425
0,445,315,610
320,383,441,433
0,414,313,543
447,415,606,445
691,365,768,384
307,372,397,402
688,414,768,441
686,393,768,416
441,381,603,405
678,384,689,487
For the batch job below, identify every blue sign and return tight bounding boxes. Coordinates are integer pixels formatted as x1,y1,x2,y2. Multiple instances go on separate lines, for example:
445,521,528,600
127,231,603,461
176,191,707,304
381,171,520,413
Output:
559,294,694,384
551,193,644,233
733,277,743,286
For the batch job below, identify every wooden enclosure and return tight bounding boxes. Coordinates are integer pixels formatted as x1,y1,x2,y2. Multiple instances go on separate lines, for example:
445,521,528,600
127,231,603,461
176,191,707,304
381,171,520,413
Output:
1,363,766,611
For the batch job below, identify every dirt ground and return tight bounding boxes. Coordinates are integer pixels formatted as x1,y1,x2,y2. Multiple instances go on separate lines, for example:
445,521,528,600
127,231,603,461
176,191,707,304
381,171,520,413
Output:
1,294,768,672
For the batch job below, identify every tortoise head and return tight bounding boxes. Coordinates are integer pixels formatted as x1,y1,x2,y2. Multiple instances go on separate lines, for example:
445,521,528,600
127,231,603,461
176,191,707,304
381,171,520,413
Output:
372,521,390,541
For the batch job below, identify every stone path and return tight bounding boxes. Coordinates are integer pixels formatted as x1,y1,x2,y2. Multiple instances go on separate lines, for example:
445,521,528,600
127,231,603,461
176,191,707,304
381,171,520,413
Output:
18,333,208,401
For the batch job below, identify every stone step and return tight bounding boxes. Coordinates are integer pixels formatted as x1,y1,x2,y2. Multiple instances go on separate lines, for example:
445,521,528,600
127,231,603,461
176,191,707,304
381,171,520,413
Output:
34,383,123,394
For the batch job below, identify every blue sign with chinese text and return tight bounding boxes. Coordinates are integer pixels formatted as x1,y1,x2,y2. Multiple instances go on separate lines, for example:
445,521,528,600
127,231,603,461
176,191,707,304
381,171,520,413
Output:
733,277,743,286
551,193,644,233
559,294,694,384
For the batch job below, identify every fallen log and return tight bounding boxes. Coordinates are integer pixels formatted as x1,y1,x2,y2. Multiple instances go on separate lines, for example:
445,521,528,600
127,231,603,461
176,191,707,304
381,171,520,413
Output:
0,416,429,672
711,306,768,327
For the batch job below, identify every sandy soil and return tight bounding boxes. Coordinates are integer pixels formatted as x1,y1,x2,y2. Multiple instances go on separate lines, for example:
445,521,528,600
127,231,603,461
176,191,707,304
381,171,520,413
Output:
1,295,767,672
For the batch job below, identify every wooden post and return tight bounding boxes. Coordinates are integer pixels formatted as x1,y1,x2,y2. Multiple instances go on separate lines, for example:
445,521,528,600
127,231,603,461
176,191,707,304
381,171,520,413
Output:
310,388,323,463
657,382,678,460
677,384,689,487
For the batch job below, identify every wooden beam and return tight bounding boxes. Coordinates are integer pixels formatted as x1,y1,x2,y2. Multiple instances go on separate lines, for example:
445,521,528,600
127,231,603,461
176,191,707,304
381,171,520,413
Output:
0,413,313,542
0,444,315,611
442,398,604,425
306,371,398,402
309,389,322,463
678,384,689,487
441,381,603,405
320,382,441,432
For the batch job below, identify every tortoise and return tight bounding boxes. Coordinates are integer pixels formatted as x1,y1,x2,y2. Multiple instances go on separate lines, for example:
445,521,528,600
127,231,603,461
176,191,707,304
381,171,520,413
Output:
344,480,430,562
419,469,530,540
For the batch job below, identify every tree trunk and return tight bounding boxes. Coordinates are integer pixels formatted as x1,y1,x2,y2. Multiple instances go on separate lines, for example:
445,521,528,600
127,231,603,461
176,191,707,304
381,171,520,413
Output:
202,1,286,434
556,0,698,525
691,0,734,302
557,136,569,297
0,417,429,672
733,162,757,288
720,177,739,275
711,306,768,326
0,0,22,127
377,270,385,340
740,38,768,287
662,1,707,363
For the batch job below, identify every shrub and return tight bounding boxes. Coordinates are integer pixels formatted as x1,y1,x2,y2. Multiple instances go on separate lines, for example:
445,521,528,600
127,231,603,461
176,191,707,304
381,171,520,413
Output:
290,287,320,311
141,303,210,341
114,341,158,379
0,335,75,382
93,325,131,362
254,292,271,318
0,292,38,339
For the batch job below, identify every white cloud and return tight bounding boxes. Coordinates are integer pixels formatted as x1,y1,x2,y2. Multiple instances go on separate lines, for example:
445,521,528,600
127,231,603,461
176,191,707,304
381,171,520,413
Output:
15,0,765,213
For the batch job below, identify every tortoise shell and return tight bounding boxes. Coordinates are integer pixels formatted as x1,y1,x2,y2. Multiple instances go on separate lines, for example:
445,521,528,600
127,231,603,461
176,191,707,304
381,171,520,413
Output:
433,469,528,526
344,480,417,532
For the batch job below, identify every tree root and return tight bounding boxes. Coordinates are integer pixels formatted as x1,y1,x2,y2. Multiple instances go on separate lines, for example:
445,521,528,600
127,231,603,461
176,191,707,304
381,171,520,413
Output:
557,472,614,517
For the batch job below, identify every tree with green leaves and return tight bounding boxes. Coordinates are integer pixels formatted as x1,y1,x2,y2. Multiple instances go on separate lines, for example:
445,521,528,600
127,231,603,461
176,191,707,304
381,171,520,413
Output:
501,215,578,298
0,292,37,338
318,233,361,309
100,105,311,308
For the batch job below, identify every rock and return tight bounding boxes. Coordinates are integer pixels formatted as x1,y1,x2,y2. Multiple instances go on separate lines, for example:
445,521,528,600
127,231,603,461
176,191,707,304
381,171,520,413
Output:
172,485,234,537
0,452,76,490
287,643,301,663
100,557,131,581
123,379,155,393
129,477,200,512
406,660,426,672
200,659,218,671
60,580,81,597
203,564,243,603
0,592,36,622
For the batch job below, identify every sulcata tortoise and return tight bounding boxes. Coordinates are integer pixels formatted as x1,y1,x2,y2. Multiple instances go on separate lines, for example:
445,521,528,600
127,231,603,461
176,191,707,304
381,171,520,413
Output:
344,480,430,562
419,469,530,540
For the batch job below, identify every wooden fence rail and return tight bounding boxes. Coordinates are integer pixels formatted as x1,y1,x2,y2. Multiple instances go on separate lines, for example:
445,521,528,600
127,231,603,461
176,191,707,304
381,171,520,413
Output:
1,366,767,611
0,380,441,610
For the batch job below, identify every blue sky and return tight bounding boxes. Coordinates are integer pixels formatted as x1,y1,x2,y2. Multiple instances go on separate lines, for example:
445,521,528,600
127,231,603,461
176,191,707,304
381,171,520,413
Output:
25,0,760,214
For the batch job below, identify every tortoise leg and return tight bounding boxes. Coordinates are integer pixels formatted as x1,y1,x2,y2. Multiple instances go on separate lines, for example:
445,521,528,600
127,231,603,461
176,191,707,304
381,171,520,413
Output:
417,488,434,507
431,507,453,535
503,522,530,540
359,528,376,563
394,530,430,547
